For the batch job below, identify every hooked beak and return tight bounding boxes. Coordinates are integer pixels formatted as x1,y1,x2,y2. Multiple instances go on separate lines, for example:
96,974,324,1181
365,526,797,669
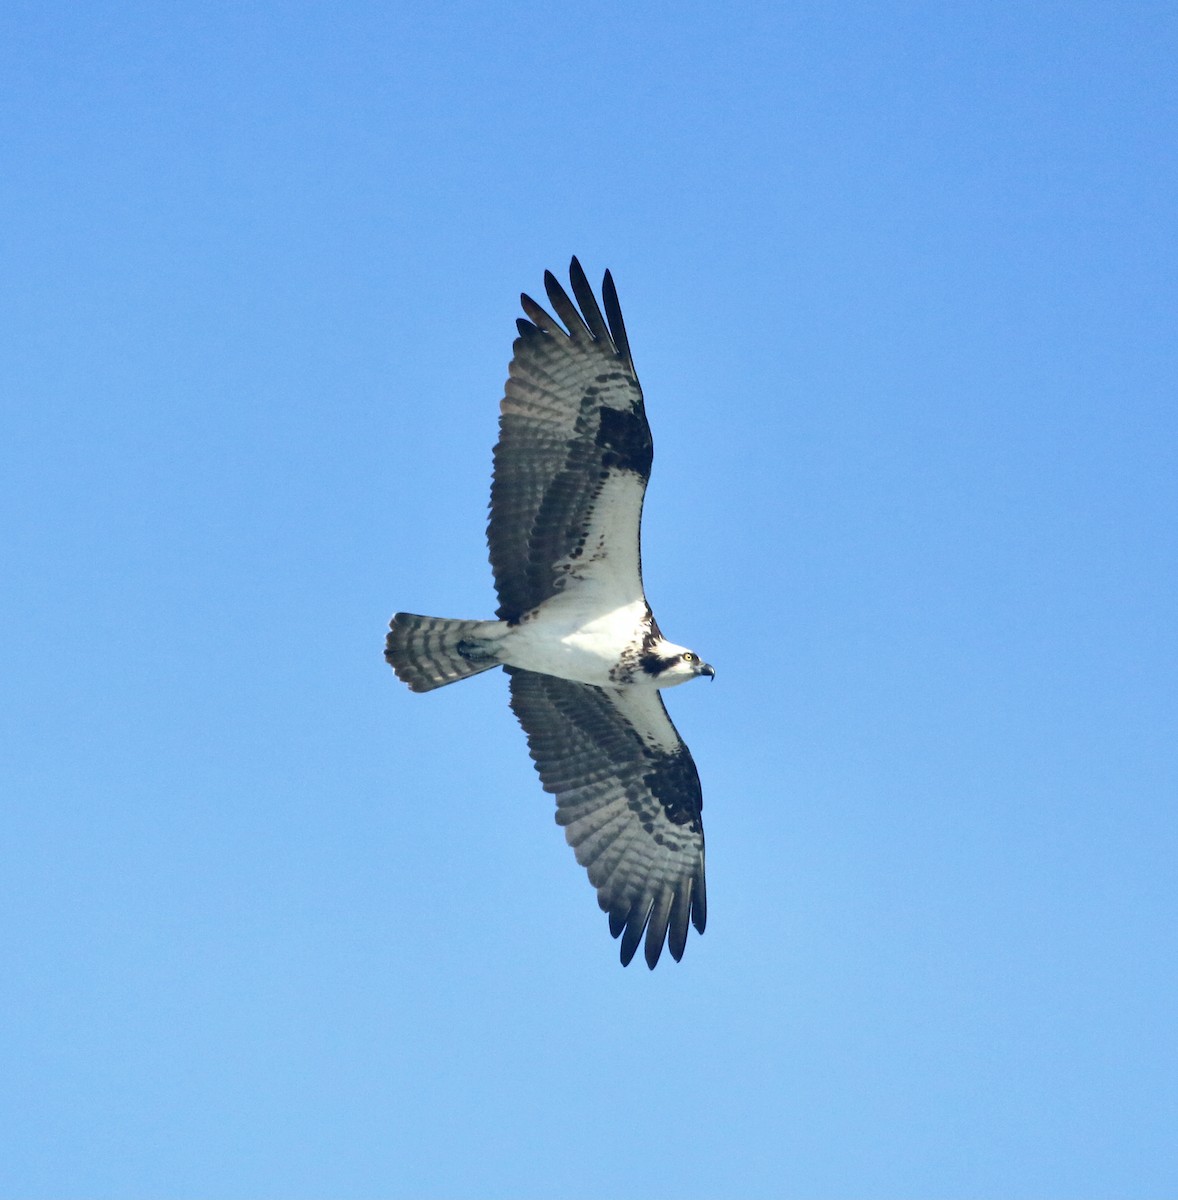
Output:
698,662,716,680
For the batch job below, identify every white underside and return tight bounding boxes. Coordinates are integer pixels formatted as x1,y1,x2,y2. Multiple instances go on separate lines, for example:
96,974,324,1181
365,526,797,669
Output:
496,593,650,687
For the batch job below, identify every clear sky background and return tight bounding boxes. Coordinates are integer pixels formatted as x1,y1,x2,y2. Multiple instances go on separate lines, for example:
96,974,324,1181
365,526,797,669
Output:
3,2,1176,1197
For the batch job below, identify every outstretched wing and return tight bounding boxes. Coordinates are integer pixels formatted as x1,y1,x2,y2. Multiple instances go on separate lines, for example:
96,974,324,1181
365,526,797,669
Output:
506,667,706,968
490,258,652,622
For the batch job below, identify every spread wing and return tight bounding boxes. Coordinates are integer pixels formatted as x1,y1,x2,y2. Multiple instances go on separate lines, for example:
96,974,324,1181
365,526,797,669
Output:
489,258,652,622
507,667,706,968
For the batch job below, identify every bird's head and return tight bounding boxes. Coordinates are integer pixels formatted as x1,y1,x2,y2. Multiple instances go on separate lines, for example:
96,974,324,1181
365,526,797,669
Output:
642,642,716,688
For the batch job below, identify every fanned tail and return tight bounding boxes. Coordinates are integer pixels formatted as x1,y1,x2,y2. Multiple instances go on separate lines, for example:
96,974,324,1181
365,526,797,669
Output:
385,613,503,693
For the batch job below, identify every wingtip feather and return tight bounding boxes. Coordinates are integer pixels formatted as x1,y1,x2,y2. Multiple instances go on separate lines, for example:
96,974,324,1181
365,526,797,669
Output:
692,873,707,934
643,888,674,969
617,895,655,967
601,268,633,369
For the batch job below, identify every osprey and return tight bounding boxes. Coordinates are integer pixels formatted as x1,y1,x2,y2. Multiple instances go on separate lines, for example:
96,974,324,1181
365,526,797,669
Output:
386,259,714,968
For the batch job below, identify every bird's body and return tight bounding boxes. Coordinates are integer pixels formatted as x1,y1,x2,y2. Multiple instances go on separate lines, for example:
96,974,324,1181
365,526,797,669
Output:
386,259,713,968
503,595,653,686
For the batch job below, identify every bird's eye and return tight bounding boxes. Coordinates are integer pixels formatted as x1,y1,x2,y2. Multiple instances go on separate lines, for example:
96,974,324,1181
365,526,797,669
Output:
682,652,697,663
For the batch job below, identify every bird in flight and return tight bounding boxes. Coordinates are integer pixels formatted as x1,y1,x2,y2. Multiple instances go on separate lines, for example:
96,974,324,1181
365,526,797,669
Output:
386,258,714,967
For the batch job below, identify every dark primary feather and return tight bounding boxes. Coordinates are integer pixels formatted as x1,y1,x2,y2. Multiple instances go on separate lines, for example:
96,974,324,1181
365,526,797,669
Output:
489,258,651,622
506,667,707,968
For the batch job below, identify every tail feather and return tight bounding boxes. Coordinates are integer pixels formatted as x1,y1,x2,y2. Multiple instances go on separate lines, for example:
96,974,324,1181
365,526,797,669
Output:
386,613,503,692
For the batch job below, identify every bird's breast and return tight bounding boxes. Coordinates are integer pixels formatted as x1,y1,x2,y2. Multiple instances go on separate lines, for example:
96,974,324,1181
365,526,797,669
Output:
499,595,650,687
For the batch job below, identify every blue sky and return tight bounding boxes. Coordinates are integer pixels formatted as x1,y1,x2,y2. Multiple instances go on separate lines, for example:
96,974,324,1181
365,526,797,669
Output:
3,2,1176,1196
